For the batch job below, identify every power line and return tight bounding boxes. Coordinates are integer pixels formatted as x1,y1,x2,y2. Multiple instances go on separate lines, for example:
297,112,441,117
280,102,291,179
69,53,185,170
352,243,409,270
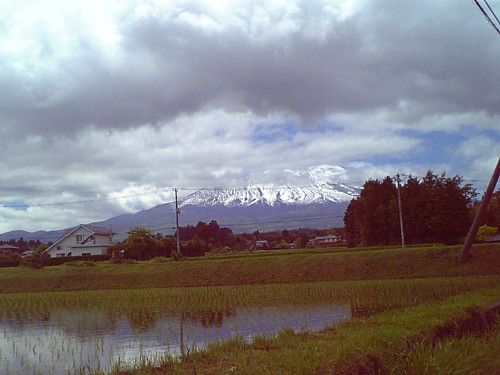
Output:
484,0,500,26
218,214,345,229
106,213,346,236
0,182,362,209
0,176,487,210
473,0,500,35
2,171,491,238
1,193,176,209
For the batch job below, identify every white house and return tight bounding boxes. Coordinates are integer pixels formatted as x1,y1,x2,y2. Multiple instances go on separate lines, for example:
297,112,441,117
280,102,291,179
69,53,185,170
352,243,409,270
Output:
312,235,339,248
46,224,115,258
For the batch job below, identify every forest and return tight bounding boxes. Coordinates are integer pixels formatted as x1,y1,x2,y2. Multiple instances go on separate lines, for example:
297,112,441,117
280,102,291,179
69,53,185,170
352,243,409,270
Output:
344,171,499,247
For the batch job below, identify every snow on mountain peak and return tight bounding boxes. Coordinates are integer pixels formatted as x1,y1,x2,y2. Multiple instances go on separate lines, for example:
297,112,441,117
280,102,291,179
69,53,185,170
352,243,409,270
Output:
181,182,359,208
181,165,359,207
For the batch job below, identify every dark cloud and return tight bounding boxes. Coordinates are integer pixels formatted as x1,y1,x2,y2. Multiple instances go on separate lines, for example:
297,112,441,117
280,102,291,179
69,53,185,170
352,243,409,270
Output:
2,1,498,136
0,0,499,232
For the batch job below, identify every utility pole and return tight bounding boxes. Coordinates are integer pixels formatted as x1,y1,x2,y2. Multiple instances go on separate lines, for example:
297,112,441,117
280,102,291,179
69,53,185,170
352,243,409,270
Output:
459,156,500,263
395,173,406,248
174,188,181,256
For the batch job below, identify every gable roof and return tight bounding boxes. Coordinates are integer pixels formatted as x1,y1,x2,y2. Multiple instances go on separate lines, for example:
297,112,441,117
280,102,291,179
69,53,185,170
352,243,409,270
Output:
46,224,114,252
484,233,500,242
314,235,338,241
81,224,115,236
0,244,21,250
60,224,114,237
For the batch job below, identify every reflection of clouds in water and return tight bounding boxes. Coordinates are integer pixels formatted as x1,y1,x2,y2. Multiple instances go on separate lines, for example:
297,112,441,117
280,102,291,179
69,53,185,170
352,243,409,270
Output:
51,309,119,338
0,304,351,374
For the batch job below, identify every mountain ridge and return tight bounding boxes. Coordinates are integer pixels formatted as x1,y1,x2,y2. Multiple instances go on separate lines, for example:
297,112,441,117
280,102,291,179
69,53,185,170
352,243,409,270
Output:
181,182,358,207
0,181,360,242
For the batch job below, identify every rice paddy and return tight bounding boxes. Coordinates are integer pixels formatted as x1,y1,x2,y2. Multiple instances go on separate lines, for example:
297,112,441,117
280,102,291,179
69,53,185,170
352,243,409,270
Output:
1,275,498,374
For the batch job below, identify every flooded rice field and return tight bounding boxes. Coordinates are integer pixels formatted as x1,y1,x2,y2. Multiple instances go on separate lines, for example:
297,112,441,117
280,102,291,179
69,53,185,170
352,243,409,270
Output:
1,304,351,374
1,275,496,374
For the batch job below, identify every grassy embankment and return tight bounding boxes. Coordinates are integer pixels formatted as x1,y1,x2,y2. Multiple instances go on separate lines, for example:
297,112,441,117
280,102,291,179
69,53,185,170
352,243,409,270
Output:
100,290,499,375
0,243,499,293
1,243,498,374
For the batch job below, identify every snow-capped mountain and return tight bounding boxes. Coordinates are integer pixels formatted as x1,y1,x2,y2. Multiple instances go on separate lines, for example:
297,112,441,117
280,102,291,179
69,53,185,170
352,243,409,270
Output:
179,164,360,208
0,166,362,240
181,183,359,207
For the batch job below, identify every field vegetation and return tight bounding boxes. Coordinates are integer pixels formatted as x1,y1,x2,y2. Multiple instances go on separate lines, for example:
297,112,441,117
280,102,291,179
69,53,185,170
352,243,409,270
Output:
0,243,499,374
1,244,498,294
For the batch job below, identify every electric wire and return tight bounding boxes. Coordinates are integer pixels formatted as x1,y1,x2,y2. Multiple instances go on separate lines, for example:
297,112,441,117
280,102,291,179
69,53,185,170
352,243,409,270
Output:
473,0,500,35
0,182,362,209
0,176,484,209
0,173,489,239
484,0,500,26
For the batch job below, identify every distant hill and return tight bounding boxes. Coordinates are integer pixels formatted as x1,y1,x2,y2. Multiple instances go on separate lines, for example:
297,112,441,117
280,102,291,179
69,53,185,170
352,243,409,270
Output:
0,181,359,242
0,229,66,244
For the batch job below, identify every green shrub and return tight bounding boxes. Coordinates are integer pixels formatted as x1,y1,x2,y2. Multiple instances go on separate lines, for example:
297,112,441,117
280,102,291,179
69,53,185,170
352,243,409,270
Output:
476,225,498,242
0,258,20,268
65,261,96,268
20,250,50,269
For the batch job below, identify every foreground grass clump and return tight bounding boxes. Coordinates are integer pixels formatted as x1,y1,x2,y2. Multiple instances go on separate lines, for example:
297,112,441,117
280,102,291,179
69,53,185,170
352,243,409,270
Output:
0,244,499,293
380,324,500,374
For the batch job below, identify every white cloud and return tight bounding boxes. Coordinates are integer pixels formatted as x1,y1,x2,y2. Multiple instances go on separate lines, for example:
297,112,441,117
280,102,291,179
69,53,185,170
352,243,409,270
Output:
0,0,499,233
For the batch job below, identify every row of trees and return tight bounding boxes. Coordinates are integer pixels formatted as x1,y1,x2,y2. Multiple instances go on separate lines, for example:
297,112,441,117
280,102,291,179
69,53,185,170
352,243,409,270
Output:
0,238,44,251
344,171,479,247
109,221,343,261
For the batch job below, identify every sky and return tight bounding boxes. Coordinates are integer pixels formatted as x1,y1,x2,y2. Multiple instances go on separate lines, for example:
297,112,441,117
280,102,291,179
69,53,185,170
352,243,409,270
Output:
1,0,499,233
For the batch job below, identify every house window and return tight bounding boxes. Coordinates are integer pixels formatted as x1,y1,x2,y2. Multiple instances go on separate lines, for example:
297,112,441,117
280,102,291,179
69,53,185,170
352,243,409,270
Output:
57,246,61,250
76,234,84,243
82,252,91,256
56,253,65,258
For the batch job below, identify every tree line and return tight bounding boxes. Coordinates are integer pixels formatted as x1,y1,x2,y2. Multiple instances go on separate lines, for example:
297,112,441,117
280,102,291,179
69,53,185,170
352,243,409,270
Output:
344,171,499,247
0,238,43,251
108,220,343,261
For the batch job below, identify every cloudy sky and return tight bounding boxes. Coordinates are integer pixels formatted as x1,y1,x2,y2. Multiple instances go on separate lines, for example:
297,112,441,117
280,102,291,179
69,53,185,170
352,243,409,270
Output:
1,0,499,233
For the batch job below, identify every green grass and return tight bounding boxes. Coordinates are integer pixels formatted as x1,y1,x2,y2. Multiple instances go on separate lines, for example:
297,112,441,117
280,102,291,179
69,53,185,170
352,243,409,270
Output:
1,244,498,293
93,287,500,375
381,325,500,374
1,243,498,374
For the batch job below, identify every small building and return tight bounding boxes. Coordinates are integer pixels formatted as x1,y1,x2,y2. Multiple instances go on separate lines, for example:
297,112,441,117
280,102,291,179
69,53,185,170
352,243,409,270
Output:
253,240,270,249
0,244,22,255
313,235,339,248
21,250,34,258
45,224,115,258
484,233,500,243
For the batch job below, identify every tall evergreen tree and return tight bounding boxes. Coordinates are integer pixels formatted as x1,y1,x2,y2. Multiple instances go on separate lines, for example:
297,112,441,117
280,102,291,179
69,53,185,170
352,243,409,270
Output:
344,177,399,247
344,171,475,247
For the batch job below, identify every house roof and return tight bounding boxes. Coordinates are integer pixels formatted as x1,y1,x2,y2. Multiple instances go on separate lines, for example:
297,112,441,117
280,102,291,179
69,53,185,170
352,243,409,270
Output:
314,235,338,241
46,224,114,252
0,244,21,250
61,224,114,237
484,233,500,242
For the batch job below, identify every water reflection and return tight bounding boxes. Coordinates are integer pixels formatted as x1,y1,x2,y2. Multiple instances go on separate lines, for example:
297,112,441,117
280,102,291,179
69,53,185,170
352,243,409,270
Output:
0,304,351,375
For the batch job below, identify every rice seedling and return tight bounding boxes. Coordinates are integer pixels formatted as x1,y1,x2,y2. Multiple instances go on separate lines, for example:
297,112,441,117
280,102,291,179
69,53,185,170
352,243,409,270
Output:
0,275,498,374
